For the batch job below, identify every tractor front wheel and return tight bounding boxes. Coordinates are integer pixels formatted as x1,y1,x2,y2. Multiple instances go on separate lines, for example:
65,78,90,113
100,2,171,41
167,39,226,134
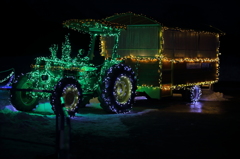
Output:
50,77,82,116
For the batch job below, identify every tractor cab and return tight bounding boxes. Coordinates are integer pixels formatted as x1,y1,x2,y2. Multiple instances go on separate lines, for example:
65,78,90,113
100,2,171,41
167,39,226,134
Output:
63,19,126,65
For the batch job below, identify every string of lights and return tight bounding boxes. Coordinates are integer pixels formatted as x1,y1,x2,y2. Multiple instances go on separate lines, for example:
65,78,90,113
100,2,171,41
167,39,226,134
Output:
117,53,219,91
0,71,15,84
26,35,101,99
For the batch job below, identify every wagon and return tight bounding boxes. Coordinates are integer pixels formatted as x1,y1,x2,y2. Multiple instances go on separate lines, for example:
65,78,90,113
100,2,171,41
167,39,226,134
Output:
102,12,223,101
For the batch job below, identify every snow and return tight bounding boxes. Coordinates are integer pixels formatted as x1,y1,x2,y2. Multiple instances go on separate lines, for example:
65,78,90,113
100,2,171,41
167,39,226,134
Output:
0,90,229,140
0,89,229,115
0,95,158,140
200,89,228,101
0,89,233,158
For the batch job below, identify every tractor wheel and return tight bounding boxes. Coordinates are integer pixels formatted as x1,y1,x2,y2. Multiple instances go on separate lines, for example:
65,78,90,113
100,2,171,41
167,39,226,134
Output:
50,77,82,116
10,74,39,111
182,85,202,102
98,64,137,113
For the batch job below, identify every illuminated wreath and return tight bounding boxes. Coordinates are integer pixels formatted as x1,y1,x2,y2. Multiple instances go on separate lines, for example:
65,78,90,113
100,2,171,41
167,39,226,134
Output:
98,63,137,113
50,77,82,116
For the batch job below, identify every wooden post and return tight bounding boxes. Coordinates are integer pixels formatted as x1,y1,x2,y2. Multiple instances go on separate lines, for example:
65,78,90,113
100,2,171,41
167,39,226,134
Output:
57,97,71,159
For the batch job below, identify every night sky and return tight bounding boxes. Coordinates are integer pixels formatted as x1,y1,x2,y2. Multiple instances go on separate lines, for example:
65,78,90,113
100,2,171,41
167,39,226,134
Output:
1,0,239,57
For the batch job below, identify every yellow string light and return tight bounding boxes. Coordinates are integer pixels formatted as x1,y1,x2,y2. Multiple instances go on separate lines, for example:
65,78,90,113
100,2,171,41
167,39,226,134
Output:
118,55,219,63
118,53,220,91
138,80,217,91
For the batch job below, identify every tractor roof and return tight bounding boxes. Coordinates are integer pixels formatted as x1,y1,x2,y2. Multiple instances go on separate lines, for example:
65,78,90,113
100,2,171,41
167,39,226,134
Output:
104,12,160,25
104,12,224,35
63,19,126,35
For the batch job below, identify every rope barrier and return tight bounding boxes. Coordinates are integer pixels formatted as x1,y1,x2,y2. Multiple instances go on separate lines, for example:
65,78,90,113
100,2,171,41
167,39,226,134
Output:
0,68,15,84
0,68,15,73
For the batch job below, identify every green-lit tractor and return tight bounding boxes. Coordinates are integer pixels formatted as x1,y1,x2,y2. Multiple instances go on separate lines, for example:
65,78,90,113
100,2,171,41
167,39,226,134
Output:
10,19,137,115
10,13,222,114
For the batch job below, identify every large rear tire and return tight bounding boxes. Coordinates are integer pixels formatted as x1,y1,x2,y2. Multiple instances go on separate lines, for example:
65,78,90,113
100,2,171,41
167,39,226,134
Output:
10,74,39,111
98,64,137,113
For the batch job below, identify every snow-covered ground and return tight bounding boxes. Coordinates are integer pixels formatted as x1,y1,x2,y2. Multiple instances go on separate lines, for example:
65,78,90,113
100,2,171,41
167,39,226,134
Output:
200,89,228,101
0,89,230,137
1,89,229,114
0,89,230,141
0,89,235,158
0,94,159,140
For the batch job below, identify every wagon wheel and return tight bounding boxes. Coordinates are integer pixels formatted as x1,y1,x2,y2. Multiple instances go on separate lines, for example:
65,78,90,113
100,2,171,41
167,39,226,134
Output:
98,64,137,113
182,85,202,102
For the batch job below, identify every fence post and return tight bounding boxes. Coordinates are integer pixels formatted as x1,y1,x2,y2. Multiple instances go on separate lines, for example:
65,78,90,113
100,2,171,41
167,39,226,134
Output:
56,97,71,159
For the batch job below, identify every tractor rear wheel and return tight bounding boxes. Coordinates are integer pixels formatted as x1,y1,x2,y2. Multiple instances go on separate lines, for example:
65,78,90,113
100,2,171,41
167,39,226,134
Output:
10,74,39,111
98,64,137,113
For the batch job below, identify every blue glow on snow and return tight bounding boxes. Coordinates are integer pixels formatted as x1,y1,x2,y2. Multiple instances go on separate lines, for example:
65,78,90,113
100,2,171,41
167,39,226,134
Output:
190,102,203,113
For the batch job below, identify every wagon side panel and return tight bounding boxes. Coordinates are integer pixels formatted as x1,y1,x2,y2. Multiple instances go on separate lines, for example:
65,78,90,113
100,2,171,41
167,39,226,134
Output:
162,29,219,85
